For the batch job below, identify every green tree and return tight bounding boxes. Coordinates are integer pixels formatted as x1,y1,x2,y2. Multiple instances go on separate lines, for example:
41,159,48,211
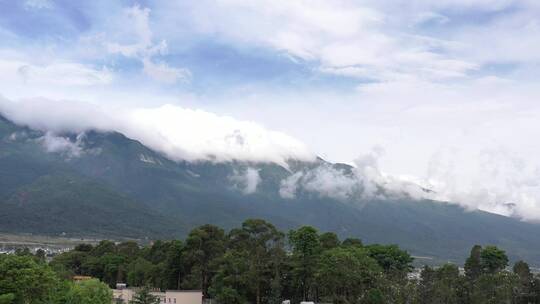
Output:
480,246,508,274
0,254,61,304
319,232,340,250
116,242,140,259
465,245,483,281
513,260,534,304
73,244,93,252
140,240,183,290
341,238,363,248
129,286,160,304
316,246,382,304
0,294,15,304
470,272,518,304
34,249,46,263
126,258,154,287
162,240,184,290
365,244,413,279
419,264,465,304
100,253,127,287
288,226,321,301
91,241,117,257
65,279,112,304
182,224,226,297
209,251,249,304
223,219,285,304
50,250,89,278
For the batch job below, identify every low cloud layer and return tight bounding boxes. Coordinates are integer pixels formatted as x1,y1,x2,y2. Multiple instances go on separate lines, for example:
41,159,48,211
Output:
37,132,84,158
279,147,540,223
280,148,428,203
0,97,314,166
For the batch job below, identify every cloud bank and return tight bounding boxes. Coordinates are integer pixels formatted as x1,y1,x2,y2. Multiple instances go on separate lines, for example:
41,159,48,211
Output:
279,148,428,203
278,147,540,223
0,97,314,166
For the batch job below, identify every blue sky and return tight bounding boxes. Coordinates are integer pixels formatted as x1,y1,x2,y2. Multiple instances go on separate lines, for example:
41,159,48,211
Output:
2,0,540,220
3,0,535,98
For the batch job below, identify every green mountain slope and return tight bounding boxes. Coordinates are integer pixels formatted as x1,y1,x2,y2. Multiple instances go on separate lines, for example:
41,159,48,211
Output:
0,174,180,238
1,114,540,265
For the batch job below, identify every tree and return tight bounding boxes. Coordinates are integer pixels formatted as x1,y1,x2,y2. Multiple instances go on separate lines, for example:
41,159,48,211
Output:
99,253,127,287
0,254,61,304
35,249,46,263
225,219,285,304
513,260,534,304
418,266,436,304
73,244,94,253
50,250,89,278
129,286,160,304
480,246,508,274
162,240,184,290
0,294,15,304
140,240,183,290
465,245,482,281
470,272,518,304
209,251,249,304
126,258,154,287
65,279,112,304
418,264,465,304
365,244,413,279
117,242,140,259
316,247,382,303
182,224,226,297
91,241,117,257
319,232,340,250
288,226,321,301
341,238,363,248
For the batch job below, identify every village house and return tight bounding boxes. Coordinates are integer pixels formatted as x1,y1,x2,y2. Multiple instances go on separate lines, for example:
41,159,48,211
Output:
112,283,203,304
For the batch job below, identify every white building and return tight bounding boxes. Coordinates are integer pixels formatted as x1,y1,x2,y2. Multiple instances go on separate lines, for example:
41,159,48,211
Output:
112,284,202,304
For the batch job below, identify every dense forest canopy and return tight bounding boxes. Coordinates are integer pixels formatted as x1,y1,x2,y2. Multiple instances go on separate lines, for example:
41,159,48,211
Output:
1,218,540,304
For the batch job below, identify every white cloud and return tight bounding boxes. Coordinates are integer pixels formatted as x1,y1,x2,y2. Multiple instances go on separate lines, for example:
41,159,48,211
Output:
170,0,478,83
229,167,261,194
125,104,314,165
413,12,450,26
279,147,426,202
0,59,112,86
279,172,303,199
24,0,53,10
142,58,191,84
0,97,314,165
421,147,540,221
37,132,84,158
105,5,190,83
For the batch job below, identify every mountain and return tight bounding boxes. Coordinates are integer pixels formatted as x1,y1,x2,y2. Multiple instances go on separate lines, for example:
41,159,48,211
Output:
1,114,540,265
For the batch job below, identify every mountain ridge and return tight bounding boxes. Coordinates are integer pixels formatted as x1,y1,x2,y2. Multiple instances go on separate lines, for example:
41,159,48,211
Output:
1,114,540,265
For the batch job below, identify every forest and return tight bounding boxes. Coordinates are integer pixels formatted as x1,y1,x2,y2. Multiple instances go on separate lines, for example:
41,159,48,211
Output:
1,218,540,304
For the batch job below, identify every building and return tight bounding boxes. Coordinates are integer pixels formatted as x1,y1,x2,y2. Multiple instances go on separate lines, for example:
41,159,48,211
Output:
112,284,202,304
158,291,202,304
72,275,94,282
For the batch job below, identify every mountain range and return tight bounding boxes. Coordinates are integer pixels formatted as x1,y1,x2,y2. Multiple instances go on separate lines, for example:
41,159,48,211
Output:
1,114,540,265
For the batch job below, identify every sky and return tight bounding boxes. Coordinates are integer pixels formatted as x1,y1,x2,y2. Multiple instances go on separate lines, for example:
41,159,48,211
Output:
2,0,540,221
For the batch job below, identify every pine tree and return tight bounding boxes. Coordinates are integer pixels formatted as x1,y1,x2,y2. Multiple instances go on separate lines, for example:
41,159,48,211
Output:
129,286,160,304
